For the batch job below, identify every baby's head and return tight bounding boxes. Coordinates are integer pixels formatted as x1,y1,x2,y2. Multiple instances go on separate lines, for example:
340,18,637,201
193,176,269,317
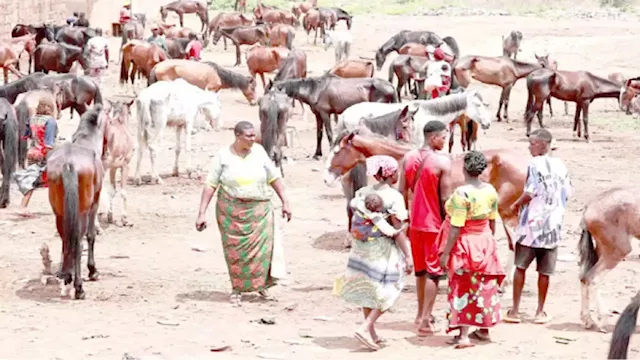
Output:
364,193,384,213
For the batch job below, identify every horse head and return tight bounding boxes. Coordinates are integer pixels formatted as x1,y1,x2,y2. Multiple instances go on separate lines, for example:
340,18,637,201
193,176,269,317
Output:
323,130,363,186
159,6,168,21
534,53,551,68
396,105,416,142
106,98,135,127
199,86,222,131
465,90,492,130
211,28,223,45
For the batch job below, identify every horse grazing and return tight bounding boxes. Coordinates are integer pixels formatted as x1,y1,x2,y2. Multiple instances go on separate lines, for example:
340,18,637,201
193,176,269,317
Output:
259,90,292,176
0,43,24,84
149,59,258,105
268,24,295,50
264,48,307,110
101,99,135,226
524,69,621,141
160,0,210,33
34,42,86,74
608,290,640,359
0,98,18,208
120,41,168,87
323,30,352,64
454,55,543,121
46,105,110,299
246,45,290,91
302,9,325,44
328,7,352,29
375,30,443,71
212,26,268,66
328,60,374,78
134,79,221,185
387,55,428,99
270,75,398,158
502,30,522,59
208,12,253,51
578,187,640,332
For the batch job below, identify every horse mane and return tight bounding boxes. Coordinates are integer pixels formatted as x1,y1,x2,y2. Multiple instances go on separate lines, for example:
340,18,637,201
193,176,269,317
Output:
0,73,45,100
416,93,469,116
274,53,299,81
72,105,102,143
202,61,250,88
360,109,403,138
277,75,328,96
378,31,408,53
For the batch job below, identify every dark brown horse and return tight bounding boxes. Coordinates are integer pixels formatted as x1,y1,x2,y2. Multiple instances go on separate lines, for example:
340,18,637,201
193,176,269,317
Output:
54,26,96,48
448,113,478,153
328,7,352,29
532,53,569,118
387,54,428,99
454,55,543,121
268,23,295,49
148,59,258,105
34,42,86,74
260,9,299,27
0,97,18,208
212,26,269,66
259,89,292,176
47,105,110,299
375,31,444,71
11,24,36,38
264,49,307,109
120,41,168,86
317,7,337,31
328,60,374,79
208,11,253,50
246,45,289,91
524,69,621,141
270,75,398,158
165,38,191,59
291,0,316,18
608,291,640,358
160,0,210,33
302,9,325,45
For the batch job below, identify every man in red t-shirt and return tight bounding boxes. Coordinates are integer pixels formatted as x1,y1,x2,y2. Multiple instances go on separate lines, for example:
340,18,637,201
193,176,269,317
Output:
119,2,132,24
185,33,203,61
399,120,453,335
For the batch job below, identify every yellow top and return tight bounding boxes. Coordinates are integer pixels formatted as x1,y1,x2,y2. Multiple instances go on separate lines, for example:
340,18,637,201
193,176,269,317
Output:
205,143,281,201
445,184,499,227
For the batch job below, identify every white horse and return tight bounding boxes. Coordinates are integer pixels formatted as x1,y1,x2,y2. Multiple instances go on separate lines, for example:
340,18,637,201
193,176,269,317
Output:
133,78,221,185
337,90,492,147
323,30,352,64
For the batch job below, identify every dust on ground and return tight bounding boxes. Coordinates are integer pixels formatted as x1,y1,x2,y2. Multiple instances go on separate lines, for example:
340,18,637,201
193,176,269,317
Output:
1,9,640,360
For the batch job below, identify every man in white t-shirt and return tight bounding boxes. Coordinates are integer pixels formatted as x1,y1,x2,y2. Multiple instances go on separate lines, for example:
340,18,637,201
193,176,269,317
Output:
84,28,109,86
505,128,572,325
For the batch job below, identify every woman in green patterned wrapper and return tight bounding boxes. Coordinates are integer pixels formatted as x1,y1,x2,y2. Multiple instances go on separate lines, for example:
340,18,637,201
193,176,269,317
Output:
195,121,292,307
333,155,414,351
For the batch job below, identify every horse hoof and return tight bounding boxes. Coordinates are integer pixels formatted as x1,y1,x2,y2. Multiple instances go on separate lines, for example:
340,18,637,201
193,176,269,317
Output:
74,289,86,300
312,155,322,160
107,213,114,224
134,178,142,186
89,271,100,281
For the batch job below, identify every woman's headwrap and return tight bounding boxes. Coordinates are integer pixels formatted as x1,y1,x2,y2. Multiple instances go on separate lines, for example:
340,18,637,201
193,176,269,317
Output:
366,155,399,178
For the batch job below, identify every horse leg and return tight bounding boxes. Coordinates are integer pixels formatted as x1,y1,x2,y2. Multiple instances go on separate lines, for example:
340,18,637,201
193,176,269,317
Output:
312,111,323,160
55,215,73,297
107,168,117,224
502,85,513,122
564,101,569,116
582,101,591,142
179,13,185,27
3,68,7,84
234,45,241,66
73,217,88,300
496,86,506,121
260,73,267,94
581,256,620,331
547,97,553,118
133,141,145,186
149,142,163,185
572,103,583,138
323,113,334,148
448,124,455,153
223,37,228,51
120,164,131,226
86,201,100,282
173,128,182,177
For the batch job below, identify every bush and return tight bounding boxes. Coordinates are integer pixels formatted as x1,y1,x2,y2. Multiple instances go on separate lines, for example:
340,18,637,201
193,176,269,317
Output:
599,0,633,9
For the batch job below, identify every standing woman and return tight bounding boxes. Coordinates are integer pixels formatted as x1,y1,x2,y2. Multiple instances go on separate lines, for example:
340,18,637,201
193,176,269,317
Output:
195,121,291,306
438,151,505,348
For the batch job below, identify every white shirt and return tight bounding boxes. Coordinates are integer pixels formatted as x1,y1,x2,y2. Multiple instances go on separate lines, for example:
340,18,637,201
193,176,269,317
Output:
86,36,108,68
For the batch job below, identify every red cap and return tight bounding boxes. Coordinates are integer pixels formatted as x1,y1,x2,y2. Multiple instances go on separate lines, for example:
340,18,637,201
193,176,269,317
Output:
433,48,445,61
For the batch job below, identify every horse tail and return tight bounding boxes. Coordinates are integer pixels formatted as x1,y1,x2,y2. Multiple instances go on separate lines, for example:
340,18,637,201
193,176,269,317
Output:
62,162,80,277
609,290,640,359
148,68,157,87
93,84,103,105
261,100,279,161
387,61,395,84
286,28,295,50
578,217,598,282
0,109,18,207
15,100,29,168
119,53,128,84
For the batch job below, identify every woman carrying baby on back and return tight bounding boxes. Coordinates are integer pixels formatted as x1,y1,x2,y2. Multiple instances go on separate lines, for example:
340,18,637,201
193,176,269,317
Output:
333,155,414,351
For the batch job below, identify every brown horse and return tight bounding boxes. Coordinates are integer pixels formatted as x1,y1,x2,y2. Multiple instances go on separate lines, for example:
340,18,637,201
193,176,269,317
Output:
259,89,292,176
54,26,96,48
261,9,300,27
328,60,374,78
165,38,191,59
578,187,640,332
264,49,307,110
160,0,209,33
47,105,110,299
5,33,37,74
292,0,317,18
398,42,427,56
268,23,295,49
448,113,478,153
208,12,253,50
454,55,543,121
302,9,325,44
270,75,398,158
253,2,279,20
502,30,522,59
212,26,268,66
0,44,24,84
318,8,337,31
246,45,290,91
375,31,444,71
148,59,258,105
34,42,86,74
524,69,621,141
101,99,135,226
327,7,352,30
532,53,569,118
0,97,18,208
387,55,428,99
11,24,36,38
120,41,167,87
325,128,526,249
620,77,640,115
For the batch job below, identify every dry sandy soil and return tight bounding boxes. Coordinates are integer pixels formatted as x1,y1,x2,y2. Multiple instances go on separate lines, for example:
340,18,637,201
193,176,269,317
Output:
2,7,640,360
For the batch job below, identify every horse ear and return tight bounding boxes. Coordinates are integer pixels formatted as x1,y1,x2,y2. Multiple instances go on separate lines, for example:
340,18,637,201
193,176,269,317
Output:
626,79,632,88
399,105,409,119
126,99,135,107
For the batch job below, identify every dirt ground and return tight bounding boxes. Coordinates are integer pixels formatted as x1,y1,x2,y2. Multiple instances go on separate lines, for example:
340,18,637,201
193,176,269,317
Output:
3,9,640,360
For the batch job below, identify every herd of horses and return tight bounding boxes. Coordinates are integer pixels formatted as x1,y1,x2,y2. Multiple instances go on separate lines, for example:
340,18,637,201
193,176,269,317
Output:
1,0,640,357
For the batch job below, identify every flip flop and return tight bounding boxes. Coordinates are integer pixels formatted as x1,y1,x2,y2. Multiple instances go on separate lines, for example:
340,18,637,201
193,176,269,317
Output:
534,312,553,324
469,330,491,342
503,311,522,324
455,341,476,349
374,337,387,345
446,335,461,345
354,331,380,351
